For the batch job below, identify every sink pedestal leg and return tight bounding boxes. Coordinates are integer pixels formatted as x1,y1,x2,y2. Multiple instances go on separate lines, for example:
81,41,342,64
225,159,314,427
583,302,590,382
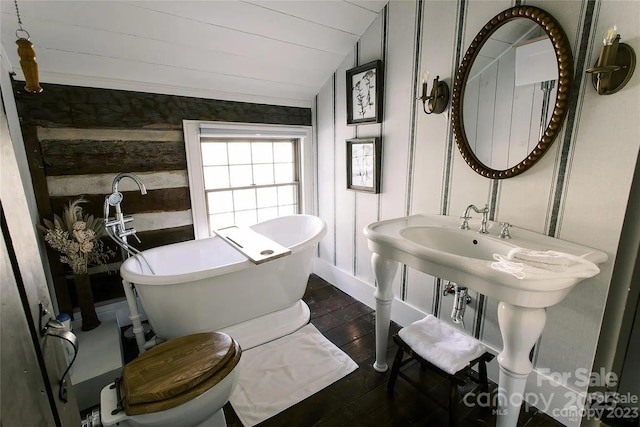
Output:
371,253,398,372
496,302,546,427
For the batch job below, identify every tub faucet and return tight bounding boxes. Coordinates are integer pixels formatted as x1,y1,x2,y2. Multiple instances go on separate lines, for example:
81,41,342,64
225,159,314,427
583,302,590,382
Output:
107,173,147,241
104,173,154,354
106,173,147,240
112,172,147,196
460,204,489,234
104,173,153,273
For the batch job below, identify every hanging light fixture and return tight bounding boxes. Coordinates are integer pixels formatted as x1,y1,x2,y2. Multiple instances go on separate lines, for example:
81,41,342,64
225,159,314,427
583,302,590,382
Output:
14,0,43,93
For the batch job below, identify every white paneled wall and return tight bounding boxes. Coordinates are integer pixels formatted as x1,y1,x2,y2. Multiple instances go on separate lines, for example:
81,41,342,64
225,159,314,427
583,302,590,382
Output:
334,51,358,275
314,0,639,424
355,12,385,285
316,76,336,265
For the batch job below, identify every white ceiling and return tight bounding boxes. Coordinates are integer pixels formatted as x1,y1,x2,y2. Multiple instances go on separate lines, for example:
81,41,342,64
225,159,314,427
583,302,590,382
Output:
0,1,386,107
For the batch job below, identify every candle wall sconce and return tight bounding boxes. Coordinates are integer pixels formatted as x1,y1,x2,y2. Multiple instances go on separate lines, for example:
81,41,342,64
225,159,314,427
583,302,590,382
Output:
418,73,449,114
586,27,636,95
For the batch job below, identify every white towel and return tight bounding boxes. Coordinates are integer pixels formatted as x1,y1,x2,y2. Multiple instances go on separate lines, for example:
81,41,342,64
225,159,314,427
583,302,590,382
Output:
398,315,488,375
510,248,572,271
491,247,600,280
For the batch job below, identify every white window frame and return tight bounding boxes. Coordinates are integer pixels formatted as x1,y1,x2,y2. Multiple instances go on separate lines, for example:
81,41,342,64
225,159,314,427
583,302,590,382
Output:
183,120,314,239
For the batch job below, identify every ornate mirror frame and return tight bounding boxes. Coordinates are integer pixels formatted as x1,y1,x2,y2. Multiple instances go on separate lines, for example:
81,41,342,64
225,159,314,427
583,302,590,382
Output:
451,6,574,179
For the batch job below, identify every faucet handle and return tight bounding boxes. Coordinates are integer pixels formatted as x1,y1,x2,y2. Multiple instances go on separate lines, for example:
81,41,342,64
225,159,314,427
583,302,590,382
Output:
499,222,512,239
459,215,471,230
119,228,140,242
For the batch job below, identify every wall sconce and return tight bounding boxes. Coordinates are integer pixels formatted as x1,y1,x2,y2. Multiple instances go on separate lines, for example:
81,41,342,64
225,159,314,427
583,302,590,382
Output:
14,0,43,94
418,71,449,114
586,26,636,95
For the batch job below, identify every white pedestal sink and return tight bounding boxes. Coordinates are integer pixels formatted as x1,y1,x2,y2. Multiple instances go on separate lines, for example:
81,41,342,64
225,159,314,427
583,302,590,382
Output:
365,214,607,427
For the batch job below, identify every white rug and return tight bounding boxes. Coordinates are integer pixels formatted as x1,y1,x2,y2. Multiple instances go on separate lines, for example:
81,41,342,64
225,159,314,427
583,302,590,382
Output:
229,323,358,426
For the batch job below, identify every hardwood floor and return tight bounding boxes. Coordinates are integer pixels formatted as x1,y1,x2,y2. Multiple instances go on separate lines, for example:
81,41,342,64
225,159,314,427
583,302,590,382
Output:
221,274,563,427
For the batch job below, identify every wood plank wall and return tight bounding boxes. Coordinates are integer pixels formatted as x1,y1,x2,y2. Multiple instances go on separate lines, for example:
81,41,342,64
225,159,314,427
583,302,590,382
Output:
12,80,311,315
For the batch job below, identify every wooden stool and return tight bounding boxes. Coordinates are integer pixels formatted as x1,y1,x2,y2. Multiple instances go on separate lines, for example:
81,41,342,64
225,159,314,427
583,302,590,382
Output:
387,315,494,426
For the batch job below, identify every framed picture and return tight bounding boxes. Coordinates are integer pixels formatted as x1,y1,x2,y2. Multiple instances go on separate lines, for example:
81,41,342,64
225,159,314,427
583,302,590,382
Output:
346,137,381,193
346,60,383,125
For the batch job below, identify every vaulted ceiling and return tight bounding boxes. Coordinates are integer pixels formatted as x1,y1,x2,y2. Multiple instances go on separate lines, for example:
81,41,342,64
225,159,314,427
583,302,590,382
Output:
1,1,387,107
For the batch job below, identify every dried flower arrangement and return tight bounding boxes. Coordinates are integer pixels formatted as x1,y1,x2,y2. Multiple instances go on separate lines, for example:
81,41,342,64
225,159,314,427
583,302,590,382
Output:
38,198,115,275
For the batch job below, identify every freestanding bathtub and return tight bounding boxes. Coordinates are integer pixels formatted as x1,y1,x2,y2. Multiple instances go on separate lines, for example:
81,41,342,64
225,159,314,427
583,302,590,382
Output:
120,214,326,349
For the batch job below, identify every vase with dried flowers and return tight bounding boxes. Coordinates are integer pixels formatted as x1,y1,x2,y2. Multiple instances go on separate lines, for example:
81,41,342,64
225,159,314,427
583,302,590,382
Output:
39,198,115,331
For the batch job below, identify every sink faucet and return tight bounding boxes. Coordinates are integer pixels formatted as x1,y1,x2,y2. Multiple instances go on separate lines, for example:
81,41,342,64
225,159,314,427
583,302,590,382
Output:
460,204,489,234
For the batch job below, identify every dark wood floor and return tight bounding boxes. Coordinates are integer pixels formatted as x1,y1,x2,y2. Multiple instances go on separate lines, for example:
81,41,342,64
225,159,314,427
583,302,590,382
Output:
220,274,563,427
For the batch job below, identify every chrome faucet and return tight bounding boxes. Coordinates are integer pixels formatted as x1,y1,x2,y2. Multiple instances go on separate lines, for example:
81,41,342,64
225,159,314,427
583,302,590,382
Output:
112,172,147,196
106,173,147,244
104,172,154,273
460,204,489,234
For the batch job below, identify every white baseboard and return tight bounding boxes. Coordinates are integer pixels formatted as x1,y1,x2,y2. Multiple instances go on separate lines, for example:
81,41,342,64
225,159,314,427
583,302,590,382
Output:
312,257,586,427
312,257,426,327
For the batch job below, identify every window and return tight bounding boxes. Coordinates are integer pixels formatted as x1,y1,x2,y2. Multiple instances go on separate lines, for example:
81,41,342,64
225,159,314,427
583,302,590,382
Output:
183,122,314,239
202,138,299,229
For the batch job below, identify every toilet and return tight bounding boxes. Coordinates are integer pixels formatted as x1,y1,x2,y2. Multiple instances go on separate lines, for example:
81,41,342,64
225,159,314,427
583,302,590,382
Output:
100,331,241,427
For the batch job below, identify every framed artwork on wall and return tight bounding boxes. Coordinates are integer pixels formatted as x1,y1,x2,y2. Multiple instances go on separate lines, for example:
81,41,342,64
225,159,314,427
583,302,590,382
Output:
346,137,381,193
346,60,384,125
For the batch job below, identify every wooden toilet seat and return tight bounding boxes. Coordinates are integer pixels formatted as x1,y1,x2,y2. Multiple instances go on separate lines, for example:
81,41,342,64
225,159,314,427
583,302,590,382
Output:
122,332,241,415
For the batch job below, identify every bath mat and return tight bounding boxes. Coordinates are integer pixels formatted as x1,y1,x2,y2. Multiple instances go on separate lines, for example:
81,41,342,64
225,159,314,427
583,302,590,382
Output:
229,323,358,426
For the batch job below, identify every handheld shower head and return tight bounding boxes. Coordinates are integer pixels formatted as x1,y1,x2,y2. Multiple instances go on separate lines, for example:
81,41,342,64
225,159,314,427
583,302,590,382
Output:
107,192,124,206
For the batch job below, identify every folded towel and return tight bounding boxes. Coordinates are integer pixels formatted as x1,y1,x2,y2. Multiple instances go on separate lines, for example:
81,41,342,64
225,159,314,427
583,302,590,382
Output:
491,255,526,279
491,248,600,280
398,315,488,375
510,248,573,270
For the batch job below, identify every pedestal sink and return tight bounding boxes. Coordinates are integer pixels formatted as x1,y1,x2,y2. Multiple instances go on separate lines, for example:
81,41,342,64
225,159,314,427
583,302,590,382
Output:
364,214,607,427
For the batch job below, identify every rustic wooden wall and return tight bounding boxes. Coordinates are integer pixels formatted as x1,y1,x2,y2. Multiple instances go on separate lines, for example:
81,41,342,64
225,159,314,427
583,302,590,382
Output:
13,80,311,315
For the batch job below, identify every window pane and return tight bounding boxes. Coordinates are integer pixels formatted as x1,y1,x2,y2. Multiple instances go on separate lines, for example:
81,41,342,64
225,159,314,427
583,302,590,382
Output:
210,213,234,231
228,142,252,165
203,166,229,189
256,187,277,208
257,207,278,222
235,209,257,227
201,143,227,166
207,191,233,214
273,142,293,162
229,165,253,187
251,143,273,164
233,188,256,211
274,163,294,183
279,204,296,216
277,185,296,206
197,134,300,236
253,164,274,185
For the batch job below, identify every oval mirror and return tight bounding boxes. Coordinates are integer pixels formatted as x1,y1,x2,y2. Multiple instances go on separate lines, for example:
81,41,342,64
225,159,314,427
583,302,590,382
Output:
451,6,573,179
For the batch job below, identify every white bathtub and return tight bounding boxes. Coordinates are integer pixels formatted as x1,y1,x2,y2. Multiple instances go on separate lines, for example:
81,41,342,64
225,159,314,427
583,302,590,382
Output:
120,214,326,349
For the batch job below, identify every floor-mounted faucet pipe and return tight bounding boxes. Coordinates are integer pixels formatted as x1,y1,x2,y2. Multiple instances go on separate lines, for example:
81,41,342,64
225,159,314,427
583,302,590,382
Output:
122,278,149,355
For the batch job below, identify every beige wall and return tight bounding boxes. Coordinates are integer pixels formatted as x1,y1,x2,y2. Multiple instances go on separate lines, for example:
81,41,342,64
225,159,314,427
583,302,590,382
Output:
314,0,639,424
